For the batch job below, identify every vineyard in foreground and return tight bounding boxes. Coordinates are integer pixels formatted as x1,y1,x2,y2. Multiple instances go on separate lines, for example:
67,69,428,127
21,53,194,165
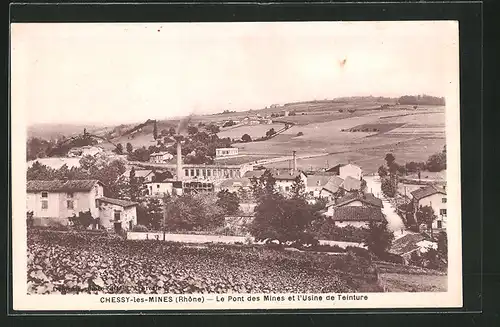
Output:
27,230,382,295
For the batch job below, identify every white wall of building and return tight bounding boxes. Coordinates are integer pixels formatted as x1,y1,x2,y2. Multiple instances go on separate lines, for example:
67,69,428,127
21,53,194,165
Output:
146,182,173,196
339,164,362,180
414,193,447,229
98,202,137,231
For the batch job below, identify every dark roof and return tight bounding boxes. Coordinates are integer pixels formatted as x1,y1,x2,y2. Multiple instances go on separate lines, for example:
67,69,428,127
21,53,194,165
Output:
27,180,101,192
410,185,446,200
333,193,383,208
341,176,362,191
243,169,303,181
325,164,343,173
321,176,344,194
331,207,385,222
96,197,138,208
390,233,430,256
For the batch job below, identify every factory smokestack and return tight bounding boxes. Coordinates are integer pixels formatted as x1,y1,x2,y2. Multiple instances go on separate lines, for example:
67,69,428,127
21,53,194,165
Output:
174,135,184,181
292,151,297,175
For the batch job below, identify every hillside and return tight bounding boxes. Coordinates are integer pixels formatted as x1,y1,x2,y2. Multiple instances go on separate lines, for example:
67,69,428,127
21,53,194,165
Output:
27,123,106,140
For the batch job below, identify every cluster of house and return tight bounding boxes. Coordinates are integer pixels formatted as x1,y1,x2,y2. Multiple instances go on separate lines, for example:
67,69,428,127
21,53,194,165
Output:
26,179,138,232
67,145,104,158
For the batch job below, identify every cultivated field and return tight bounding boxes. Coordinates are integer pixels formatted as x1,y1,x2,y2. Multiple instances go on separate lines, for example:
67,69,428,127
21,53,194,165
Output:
27,230,381,294
217,123,285,140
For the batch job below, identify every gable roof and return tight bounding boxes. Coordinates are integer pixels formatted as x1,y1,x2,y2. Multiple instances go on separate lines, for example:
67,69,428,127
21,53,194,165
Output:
321,176,344,194
27,179,102,193
219,178,252,189
341,176,362,191
306,175,331,188
331,206,384,222
123,169,154,179
410,185,446,200
389,233,431,256
96,197,138,208
333,193,383,208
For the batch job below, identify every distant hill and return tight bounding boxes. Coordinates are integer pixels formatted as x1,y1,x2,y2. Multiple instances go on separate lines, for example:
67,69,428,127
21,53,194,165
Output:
27,123,106,140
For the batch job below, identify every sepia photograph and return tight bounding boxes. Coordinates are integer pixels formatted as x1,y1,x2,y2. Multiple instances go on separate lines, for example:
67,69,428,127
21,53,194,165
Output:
11,20,462,310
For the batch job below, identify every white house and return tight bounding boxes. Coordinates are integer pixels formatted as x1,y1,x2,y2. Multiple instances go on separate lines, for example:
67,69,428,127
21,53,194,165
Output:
216,148,239,157
67,146,104,158
149,152,174,163
326,206,385,228
144,179,175,196
339,164,363,180
411,184,447,230
96,197,138,232
122,169,155,183
319,176,344,200
26,179,137,231
306,175,333,198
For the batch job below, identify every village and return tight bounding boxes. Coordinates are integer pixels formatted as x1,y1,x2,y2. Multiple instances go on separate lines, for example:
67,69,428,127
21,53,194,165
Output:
26,114,448,275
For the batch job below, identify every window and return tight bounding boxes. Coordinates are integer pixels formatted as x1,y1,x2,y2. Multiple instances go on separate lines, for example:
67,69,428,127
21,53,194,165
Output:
207,170,211,177
442,197,447,203
437,220,443,229
114,211,121,221
185,169,189,176
41,192,48,198
157,184,160,189
67,192,74,198
440,209,447,216
285,186,290,192
95,186,99,197
129,221,133,230
95,199,99,208
41,200,48,210
67,200,74,209
196,169,200,176
309,191,314,196
190,169,195,176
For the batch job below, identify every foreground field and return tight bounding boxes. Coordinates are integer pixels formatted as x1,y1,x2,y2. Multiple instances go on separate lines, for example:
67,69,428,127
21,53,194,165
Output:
375,261,447,292
27,230,381,295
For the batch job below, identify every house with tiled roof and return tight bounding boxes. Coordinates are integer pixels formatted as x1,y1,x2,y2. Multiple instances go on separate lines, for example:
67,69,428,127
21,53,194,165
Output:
410,184,447,230
389,233,438,265
341,176,363,192
324,193,384,227
26,179,138,232
328,206,385,228
305,175,332,198
243,169,307,196
319,176,344,200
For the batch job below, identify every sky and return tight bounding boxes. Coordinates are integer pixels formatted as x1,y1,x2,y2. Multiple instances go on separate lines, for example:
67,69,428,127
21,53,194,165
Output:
11,21,459,125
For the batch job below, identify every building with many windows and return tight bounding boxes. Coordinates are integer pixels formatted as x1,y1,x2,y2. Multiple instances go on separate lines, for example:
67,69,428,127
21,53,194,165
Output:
411,184,447,230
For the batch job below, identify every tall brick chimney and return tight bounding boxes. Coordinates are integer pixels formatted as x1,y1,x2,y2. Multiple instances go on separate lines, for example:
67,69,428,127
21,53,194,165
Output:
174,135,184,181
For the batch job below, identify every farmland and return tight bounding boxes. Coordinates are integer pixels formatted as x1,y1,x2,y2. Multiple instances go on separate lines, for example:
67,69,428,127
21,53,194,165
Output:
217,123,284,140
27,230,382,295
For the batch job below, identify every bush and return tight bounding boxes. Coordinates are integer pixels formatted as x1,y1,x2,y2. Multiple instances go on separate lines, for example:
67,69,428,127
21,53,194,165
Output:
345,246,373,261
308,244,346,253
132,225,149,232
296,132,304,136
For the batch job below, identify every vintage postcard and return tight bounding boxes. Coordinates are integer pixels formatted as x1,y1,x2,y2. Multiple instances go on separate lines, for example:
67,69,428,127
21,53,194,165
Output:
11,21,461,311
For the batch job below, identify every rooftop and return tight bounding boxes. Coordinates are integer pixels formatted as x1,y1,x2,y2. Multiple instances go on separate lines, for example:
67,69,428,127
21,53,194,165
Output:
331,206,385,222
390,233,431,256
341,176,362,191
27,179,102,193
97,197,138,208
330,193,383,208
410,184,446,200
321,176,344,194
306,175,331,188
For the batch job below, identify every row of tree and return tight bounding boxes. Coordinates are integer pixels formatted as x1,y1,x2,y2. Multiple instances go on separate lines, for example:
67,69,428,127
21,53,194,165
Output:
398,95,445,106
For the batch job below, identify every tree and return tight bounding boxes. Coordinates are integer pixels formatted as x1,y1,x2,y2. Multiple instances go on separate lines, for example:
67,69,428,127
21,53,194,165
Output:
164,193,225,231
216,190,240,216
250,169,277,199
205,124,220,134
114,143,124,154
266,128,276,138
378,165,388,178
363,218,394,257
241,134,252,143
69,210,96,230
416,205,437,238
187,126,199,135
126,142,133,154
129,167,140,201
168,127,176,136
381,178,396,197
291,175,306,199
360,178,367,194
385,153,396,167
144,198,163,230
437,231,448,262
250,194,317,246
153,120,158,140
426,152,446,172
296,132,304,136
